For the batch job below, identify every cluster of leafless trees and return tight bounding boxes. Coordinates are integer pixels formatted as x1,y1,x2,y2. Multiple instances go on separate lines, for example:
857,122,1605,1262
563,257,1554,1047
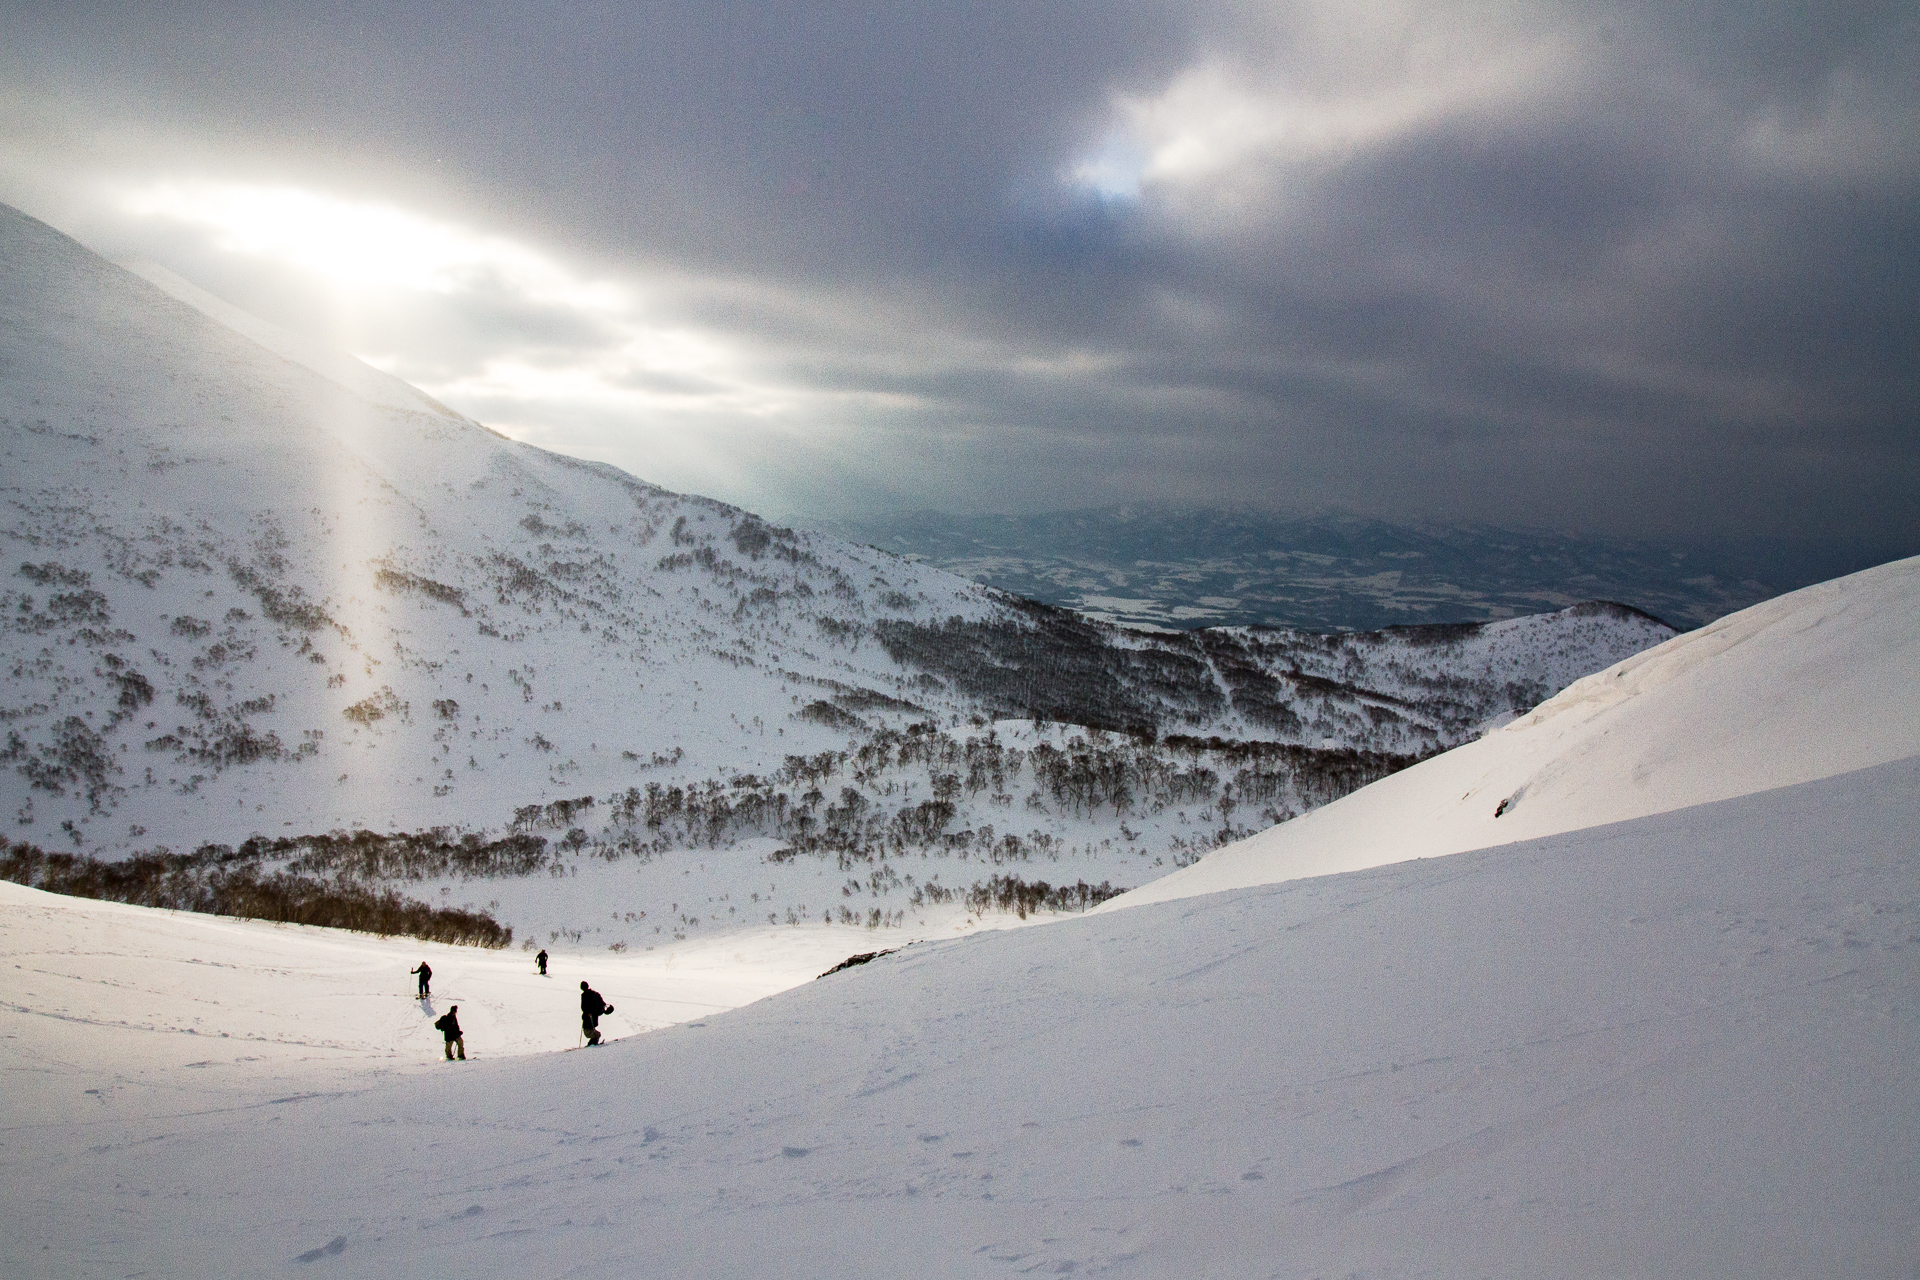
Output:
548,723,1418,880
0,837,513,947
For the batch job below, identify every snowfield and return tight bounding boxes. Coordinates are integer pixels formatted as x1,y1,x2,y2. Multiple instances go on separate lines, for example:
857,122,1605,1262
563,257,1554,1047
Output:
3,556,1917,1276
3,756,1915,1278
5,200,1915,1277
0,875,1001,1127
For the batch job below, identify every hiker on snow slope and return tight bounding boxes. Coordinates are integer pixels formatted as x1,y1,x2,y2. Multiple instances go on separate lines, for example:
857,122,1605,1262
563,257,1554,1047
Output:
580,982,612,1046
434,1005,465,1060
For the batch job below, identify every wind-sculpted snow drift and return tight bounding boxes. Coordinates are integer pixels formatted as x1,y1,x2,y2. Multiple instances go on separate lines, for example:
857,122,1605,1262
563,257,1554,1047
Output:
0,202,1672,943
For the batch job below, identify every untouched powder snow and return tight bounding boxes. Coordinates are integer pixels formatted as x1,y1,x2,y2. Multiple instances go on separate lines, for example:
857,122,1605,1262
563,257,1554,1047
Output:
2,757,1915,1276
1110,555,1920,910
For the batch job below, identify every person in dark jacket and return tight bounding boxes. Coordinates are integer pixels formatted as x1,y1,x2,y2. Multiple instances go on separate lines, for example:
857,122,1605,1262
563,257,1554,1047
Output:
580,981,612,1046
411,961,432,998
535,949,548,976
434,1005,465,1060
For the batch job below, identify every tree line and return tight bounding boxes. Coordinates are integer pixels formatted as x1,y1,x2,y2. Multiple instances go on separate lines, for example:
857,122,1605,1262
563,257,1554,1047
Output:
0,837,513,947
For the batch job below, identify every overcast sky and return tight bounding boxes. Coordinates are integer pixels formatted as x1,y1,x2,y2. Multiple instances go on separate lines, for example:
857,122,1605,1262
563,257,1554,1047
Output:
2,1,1915,552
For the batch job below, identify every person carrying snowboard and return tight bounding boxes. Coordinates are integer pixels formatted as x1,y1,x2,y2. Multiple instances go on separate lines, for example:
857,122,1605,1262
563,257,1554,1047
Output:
536,949,548,976
580,981,613,1046
434,1005,465,1060
411,961,432,998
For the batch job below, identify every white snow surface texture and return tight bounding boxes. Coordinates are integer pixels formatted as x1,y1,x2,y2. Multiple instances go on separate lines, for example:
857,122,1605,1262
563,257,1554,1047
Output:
0,203,997,854
4,756,1916,1277
1114,554,1920,908
4,545,1918,1274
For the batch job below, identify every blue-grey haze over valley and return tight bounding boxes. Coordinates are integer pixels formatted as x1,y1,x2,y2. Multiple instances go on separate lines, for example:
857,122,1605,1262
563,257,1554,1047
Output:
811,506,1872,631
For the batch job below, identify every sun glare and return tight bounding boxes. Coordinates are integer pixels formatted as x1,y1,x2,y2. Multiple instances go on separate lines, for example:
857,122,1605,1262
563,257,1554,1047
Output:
105,177,917,502
117,181,624,312
114,179,756,397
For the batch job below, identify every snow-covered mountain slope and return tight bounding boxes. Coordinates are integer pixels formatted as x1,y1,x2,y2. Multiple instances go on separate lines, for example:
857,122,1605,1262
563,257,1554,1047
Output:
1111,554,1920,910
5,755,1914,1277
1,201,1671,942
120,257,466,420
0,202,990,850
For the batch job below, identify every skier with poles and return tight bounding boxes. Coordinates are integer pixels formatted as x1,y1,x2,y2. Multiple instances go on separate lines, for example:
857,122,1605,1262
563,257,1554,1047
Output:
410,961,432,998
536,949,548,976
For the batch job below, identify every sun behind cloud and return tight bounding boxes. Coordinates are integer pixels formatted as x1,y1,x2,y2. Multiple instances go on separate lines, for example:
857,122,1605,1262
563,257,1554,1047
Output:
105,178,840,497
117,180,623,315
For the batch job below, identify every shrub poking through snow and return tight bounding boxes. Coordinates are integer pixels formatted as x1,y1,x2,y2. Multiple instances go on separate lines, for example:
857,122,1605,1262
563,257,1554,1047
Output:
964,875,1122,919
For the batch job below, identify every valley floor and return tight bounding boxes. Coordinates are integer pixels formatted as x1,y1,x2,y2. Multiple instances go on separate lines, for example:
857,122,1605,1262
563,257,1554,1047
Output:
3,756,1916,1278
0,885,1021,1132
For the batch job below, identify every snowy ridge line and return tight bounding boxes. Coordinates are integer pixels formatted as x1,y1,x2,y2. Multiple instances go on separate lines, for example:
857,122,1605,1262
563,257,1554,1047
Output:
0,837,516,947
119,258,475,424
1109,553,1920,910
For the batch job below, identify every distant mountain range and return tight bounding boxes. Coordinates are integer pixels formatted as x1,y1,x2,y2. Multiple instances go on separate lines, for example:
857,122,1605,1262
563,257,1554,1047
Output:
806,507,1883,632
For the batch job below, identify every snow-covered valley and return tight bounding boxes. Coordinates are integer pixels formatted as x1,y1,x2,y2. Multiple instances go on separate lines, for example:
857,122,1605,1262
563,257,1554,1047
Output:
5,525,1917,1280
5,746,1915,1276
4,196,1916,1278
812,505,1808,631
1,202,1674,947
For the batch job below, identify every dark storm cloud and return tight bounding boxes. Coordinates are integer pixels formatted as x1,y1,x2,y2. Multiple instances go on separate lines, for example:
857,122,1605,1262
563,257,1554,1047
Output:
1,1,1915,552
